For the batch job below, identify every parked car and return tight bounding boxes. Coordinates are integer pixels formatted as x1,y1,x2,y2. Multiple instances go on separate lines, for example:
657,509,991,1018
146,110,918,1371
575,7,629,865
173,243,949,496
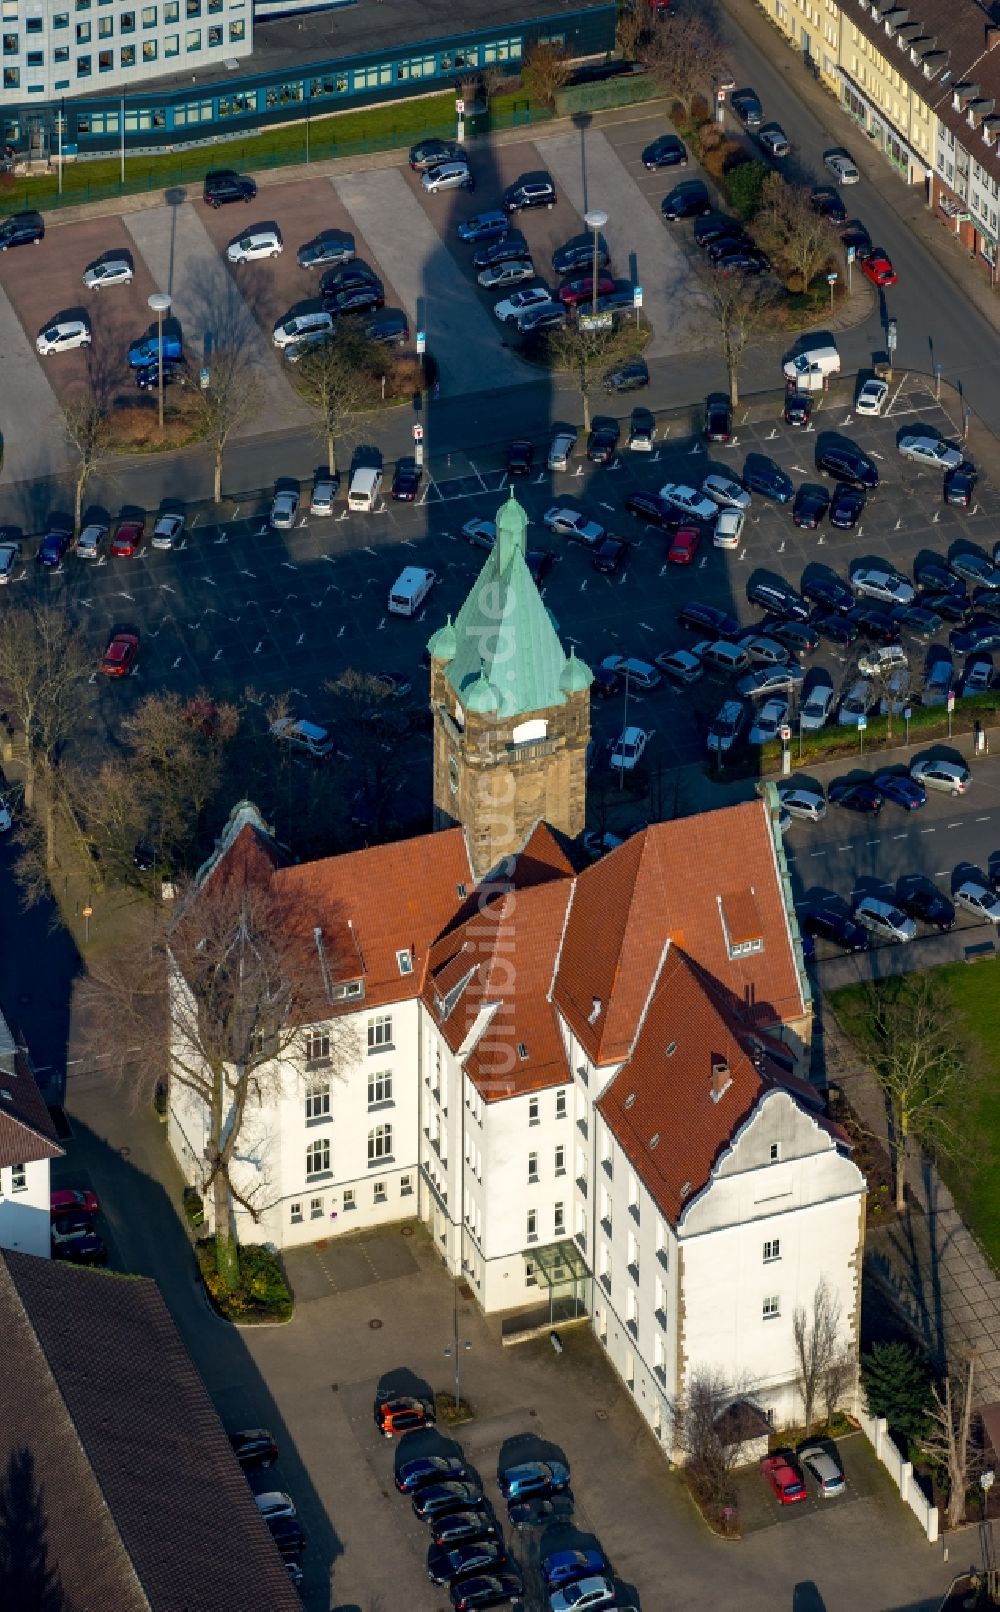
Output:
655,647,703,683
432,1511,500,1549
473,232,528,271
227,227,282,263
75,522,108,559
391,458,422,502
409,137,459,170
422,159,474,194
36,529,72,569
543,507,604,545
413,1482,485,1521
549,1577,617,1612
503,174,556,212
954,880,1000,922
829,778,882,815
792,485,830,528
552,235,610,276
497,1460,570,1500
824,150,860,183
0,210,44,249
110,517,145,557
558,272,614,306
587,421,620,464
872,770,925,810
659,481,716,522
52,1232,107,1265
759,124,791,157
297,229,355,269
374,1394,435,1437
829,483,866,529
861,248,896,287
816,442,878,489
507,1493,575,1529
669,527,702,565
853,895,917,943
548,428,577,470
265,1514,305,1558
909,757,970,794
746,577,810,621
628,407,656,451
642,133,688,169
851,567,914,606
592,536,630,576
477,258,535,290
950,551,1000,590
427,1541,506,1586
310,473,339,515
542,1549,611,1591
731,88,763,130
36,318,91,355
50,1186,99,1217
270,488,299,530
203,169,256,206
705,398,733,443
760,1452,808,1504
799,681,835,731
228,1428,278,1468
151,512,185,550
83,255,134,288
777,783,827,822
600,655,660,689
896,886,956,931
610,726,649,771
677,600,739,638
944,462,978,507
799,1445,846,1498
661,182,712,221
855,377,889,416
396,1454,467,1493
799,908,869,951
743,455,792,503
604,358,649,393
451,1571,525,1611
802,572,854,613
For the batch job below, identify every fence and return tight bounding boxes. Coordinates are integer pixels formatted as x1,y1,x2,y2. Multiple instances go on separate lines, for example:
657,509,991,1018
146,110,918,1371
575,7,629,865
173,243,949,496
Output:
858,1406,939,1542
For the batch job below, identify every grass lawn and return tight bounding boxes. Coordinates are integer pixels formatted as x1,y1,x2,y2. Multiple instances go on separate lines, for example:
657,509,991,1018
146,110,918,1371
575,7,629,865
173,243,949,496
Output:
830,960,1000,1270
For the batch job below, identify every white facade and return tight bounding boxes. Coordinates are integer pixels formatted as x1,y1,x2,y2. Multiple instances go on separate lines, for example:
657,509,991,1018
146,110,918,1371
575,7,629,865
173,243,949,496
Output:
0,1157,51,1258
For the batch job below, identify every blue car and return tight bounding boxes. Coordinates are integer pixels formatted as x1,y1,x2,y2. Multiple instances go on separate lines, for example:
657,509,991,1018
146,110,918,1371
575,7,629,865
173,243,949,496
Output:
950,617,1000,656
396,1454,466,1494
743,455,794,504
457,209,509,243
497,1459,571,1500
36,529,71,568
873,770,926,810
127,332,183,368
427,1539,506,1586
542,1548,610,1590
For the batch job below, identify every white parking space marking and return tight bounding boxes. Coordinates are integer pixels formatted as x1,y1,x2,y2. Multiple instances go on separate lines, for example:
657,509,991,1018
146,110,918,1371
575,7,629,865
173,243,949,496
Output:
0,282,71,487
124,203,310,436
535,128,709,361
332,169,530,396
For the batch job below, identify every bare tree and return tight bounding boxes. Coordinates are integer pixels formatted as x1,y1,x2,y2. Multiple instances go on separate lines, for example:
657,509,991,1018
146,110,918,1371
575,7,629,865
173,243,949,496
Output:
520,42,570,106
708,272,776,407
81,871,359,1289
63,396,114,532
0,604,90,857
751,174,833,293
823,1346,858,1426
325,669,420,840
546,320,644,430
920,1355,982,1529
843,976,967,1213
640,13,723,114
793,1277,844,1434
296,327,374,475
189,343,255,503
678,1370,756,1520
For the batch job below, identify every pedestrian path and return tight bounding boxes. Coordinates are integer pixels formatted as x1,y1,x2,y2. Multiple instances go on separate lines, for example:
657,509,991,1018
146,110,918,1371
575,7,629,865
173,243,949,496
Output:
0,281,71,487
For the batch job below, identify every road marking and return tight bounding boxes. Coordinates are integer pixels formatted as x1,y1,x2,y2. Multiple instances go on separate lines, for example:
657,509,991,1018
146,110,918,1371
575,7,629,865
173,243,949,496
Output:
778,540,785,553
296,632,305,646
78,598,93,609
213,648,223,661
766,428,777,440
892,832,907,839
239,569,256,578
337,624,345,637
699,555,707,569
921,826,936,833
838,845,852,852
172,656,182,669
870,450,884,460
200,576,217,586
113,591,135,602
932,510,940,523
840,415,853,427
791,465,807,475
281,561,298,570
894,518,902,531
253,641,264,655
810,848,826,857
599,501,615,512
976,815,992,822
947,821,962,828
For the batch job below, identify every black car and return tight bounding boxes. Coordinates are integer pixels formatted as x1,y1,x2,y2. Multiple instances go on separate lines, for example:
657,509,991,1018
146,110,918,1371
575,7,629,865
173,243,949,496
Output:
892,604,943,641
552,234,609,276
366,309,409,346
507,1494,575,1530
391,458,422,501
0,210,44,249
320,260,381,295
829,482,866,529
802,573,854,613
705,399,733,443
706,232,751,263
642,134,688,169
922,591,972,624
762,618,819,655
731,88,763,130
228,1428,278,1468
134,359,184,391
413,1482,485,1521
897,887,956,931
812,613,858,646
592,537,630,576
944,462,978,507
792,484,830,529
816,442,878,490
661,182,712,221
747,577,810,621
811,187,847,223
678,600,740,637
972,587,1000,622
846,603,899,643
951,617,1000,656
432,1511,501,1549
716,246,771,276
428,1540,506,1586
800,909,869,952
695,214,743,248
53,1232,108,1265
473,231,528,271
203,169,256,207
784,392,813,426
451,1572,525,1611
829,779,883,815
841,222,873,260
409,137,459,171
587,421,620,464
625,489,674,529
266,1515,305,1558
591,664,622,697
325,284,383,316
506,439,534,476
297,229,355,269
743,454,792,503
503,174,556,212
604,358,649,393
914,558,966,596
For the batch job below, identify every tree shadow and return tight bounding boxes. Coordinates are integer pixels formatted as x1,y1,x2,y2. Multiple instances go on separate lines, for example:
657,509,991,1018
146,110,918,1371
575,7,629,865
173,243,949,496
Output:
0,1447,66,1612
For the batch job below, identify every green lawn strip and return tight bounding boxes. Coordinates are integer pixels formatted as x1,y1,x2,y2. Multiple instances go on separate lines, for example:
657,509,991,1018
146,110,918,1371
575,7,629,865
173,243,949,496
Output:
830,964,1000,1272
760,691,1000,773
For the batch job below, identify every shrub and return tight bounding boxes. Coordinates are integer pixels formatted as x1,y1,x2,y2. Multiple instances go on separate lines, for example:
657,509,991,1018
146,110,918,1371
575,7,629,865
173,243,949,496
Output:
195,1237,293,1323
724,159,770,219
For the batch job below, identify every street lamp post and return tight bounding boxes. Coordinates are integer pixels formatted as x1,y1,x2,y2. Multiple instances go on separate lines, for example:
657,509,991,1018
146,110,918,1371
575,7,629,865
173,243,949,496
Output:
584,207,608,318
148,291,171,435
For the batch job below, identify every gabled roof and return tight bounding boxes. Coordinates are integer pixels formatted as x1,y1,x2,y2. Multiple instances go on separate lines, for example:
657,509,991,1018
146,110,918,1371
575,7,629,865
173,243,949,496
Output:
195,800,287,890
441,491,577,719
0,1250,302,1612
424,878,573,1100
551,802,804,1065
0,1011,62,1168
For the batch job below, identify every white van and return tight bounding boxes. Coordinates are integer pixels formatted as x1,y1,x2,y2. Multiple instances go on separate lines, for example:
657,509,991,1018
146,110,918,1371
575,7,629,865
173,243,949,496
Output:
782,342,841,392
388,565,436,616
348,466,382,512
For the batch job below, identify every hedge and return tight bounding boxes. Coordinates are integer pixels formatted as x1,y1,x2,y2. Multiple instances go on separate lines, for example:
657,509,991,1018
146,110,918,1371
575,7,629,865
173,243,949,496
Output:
554,73,661,115
759,690,1000,773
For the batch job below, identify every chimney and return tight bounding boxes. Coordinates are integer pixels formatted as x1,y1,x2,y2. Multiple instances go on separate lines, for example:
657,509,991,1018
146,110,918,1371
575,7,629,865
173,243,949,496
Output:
710,1058,733,1102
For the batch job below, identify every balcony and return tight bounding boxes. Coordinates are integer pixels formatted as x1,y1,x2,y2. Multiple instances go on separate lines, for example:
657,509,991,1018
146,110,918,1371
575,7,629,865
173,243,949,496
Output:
599,1271,612,1297
576,1175,588,1198
654,1363,667,1388
655,1247,669,1272
577,1116,588,1140
600,1215,612,1238
601,1157,613,1180
626,1317,638,1341
654,1307,667,1331
627,1261,640,1286
628,1202,640,1225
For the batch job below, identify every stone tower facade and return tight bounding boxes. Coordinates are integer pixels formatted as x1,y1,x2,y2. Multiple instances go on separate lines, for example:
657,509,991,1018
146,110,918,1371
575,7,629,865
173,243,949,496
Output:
428,491,592,880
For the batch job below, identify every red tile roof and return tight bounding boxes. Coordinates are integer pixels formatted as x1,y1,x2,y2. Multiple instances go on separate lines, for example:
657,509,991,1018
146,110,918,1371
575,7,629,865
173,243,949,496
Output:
552,802,804,1064
0,1048,63,1170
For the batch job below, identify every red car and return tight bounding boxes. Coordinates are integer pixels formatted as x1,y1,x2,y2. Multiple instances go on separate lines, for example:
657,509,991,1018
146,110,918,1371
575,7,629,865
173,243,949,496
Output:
50,1187,99,1217
557,273,615,307
667,526,701,565
111,517,145,557
862,248,897,287
760,1453,808,1504
101,630,140,677
373,1394,435,1438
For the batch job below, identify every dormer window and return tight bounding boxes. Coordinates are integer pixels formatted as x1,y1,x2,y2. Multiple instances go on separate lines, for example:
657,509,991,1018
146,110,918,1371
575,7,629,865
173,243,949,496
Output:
330,978,364,1002
396,949,413,976
719,890,765,961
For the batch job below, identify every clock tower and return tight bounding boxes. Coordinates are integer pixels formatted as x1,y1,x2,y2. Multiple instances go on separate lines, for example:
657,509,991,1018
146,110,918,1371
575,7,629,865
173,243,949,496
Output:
427,490,592,880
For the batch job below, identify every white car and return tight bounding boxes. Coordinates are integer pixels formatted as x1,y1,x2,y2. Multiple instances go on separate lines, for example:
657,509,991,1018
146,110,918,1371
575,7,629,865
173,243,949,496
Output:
543,506,605,546
36,318,91,355
759,125,790,158
494,286,552,324
254,1492,297,1519
151,512,186,550
963,655,994,695
270,717,334,758
853,895,916,944
547,429,577,471
855,378,888,417
701,473,751,511
655,647,703,684
825,151,860,184
850,567,915,606
659,482,717,522
748,697,789,745
909,757,971,795
777,784,827,822
610,726,649,771
228,227,283,263
75,523,108,559
897,433,963,470
799,682,835,730
82,256,134,289
477,259,535,289
707,699,745,753
954,879,1000,922
838,678,875,726
714,508,745,549
273,310,334,349
550,1577,617,1612
0,540,21,582
600,654,661,689
270,489,299,530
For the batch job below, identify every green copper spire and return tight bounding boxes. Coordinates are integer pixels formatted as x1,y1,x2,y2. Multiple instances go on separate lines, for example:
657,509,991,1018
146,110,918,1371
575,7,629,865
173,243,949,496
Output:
495,489,528,568
427,613,457,663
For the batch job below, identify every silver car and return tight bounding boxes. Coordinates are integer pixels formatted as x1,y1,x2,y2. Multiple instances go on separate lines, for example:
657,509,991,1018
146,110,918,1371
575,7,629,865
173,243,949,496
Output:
75,523,108,559
799,681,835,730
310,475,338,516
909,757,970,794
799,1445,846,1497
0,540,21,582
151,513,185,550
270,488,300,530
477,259,535,289
421,160,473,194
83,256,134,289
853,895,916,943
897,433,963,470
777,784,827,822
547,429,577,471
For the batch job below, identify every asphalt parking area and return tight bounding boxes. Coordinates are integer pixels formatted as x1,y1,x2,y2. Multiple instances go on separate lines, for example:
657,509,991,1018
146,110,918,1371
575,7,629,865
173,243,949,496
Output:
3,213,162,406
734,1434,894,1536
284,1227,420,1302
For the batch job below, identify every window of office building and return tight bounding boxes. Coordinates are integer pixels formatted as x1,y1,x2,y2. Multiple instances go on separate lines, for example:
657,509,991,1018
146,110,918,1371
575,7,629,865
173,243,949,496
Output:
25,14,43,29
308,71,346,95
119,41,134,61
483,36,522,63
54,44,68,58
98,46,112,65
98,16,112,35
395,54,435,81
264,79,304,107
163,31,177,51
227,18,243,39
173,94,211,121
184,26,200,48
305,1137,330,1178
142,4,156,20
368,1123,392,1162
76,20,90,39
218,88,255,116
120,8,134,25
206,26,221,45
352,62,391,89
2,32,17,51
75,53,90,73
141,38,155,58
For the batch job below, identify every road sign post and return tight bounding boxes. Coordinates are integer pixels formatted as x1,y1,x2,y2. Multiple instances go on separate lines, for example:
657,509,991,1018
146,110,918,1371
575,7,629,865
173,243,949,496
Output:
857,713,867,755
846,242,854,292
903,704,912,746
780,723,792,777
633,284,643,328
415,330,426,355
455,97,465,143
947,687,956,737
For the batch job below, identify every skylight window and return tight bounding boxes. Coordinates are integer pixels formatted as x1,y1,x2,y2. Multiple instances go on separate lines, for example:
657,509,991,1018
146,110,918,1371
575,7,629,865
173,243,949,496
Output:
396,949,413,976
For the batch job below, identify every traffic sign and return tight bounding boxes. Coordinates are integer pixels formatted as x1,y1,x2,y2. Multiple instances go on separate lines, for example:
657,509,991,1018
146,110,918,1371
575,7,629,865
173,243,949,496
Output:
857,715,867,731
717,88,725,102
455,98,465,114
416,330,426,355
412,423,424,442
947,689,956,712
199,367,210,390
633,286,643,308
982,1470,995,1492
779,725,791,743
887,317,898,352
903,706,912,721
846,245,856,263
